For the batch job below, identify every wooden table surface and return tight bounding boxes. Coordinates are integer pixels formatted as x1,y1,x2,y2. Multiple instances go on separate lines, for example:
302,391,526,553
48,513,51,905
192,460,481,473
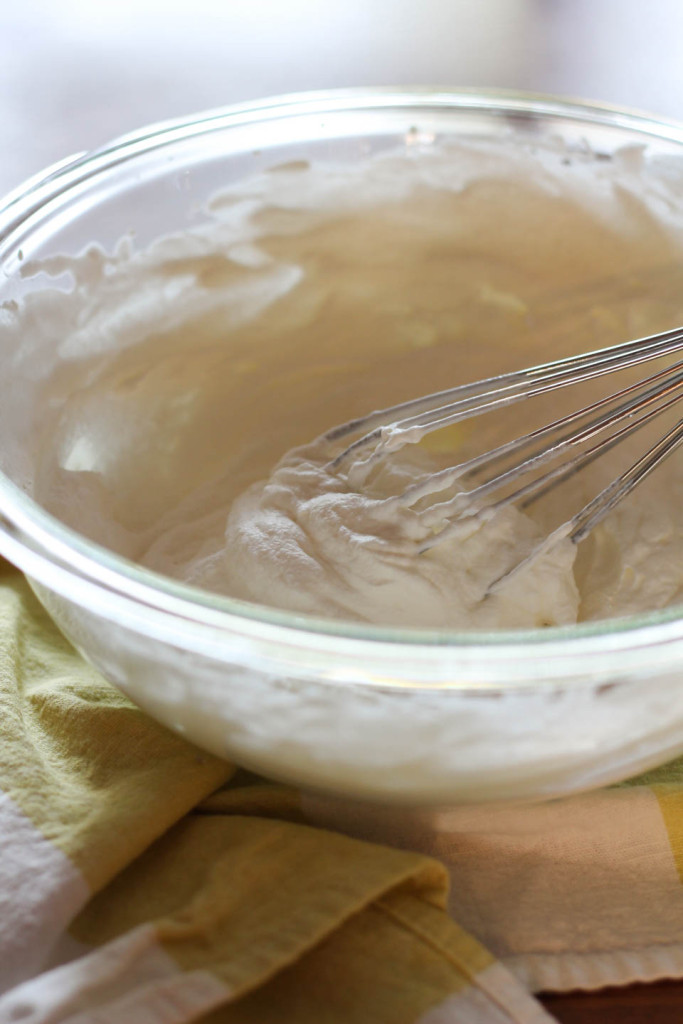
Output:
540,980,683,1022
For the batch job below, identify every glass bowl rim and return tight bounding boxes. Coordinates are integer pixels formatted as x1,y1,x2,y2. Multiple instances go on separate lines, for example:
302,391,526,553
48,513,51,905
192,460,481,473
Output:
4,85,683,670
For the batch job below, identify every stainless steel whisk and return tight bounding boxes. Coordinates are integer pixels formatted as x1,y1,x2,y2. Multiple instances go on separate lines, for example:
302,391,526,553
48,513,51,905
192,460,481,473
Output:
325,327,683,585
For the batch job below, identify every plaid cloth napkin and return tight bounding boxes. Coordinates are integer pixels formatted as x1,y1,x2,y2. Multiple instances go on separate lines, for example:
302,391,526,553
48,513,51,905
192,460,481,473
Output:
0,556,681,1024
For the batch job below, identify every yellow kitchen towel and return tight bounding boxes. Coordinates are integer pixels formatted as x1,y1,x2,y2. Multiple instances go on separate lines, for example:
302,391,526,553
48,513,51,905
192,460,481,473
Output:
304,770,683,996
0,559,552,1024
3,558,683,1022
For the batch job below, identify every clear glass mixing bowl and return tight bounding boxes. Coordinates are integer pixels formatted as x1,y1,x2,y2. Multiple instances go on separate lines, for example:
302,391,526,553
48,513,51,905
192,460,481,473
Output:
3,88,683,805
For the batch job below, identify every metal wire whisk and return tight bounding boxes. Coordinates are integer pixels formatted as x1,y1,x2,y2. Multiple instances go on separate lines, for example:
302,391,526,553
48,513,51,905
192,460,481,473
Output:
325,327,683,585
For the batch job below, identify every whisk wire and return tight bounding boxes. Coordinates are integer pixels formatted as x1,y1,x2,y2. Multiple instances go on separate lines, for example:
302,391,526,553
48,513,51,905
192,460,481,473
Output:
398,356,683,510
325,326,683,580
329,326,683,477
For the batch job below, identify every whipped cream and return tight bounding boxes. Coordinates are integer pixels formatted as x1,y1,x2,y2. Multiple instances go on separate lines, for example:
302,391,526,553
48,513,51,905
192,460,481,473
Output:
6,136,683,630
212,439,580,629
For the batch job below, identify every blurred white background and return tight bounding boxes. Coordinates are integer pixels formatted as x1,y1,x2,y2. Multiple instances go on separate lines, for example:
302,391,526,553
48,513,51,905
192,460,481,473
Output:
3,0,683,195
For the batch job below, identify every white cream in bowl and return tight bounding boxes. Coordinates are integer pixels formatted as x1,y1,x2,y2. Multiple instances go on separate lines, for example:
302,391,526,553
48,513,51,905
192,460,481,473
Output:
8,136,683,631
8,96,683,805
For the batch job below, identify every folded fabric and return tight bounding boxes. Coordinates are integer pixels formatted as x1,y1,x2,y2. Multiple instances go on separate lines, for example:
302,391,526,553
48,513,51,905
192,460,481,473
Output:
304,769,683,994
0,561,551,1023
0,556,682,1023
